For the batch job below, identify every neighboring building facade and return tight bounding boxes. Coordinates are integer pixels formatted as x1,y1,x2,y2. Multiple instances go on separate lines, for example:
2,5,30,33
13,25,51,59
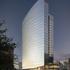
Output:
45,15,54,65
48,15,54,57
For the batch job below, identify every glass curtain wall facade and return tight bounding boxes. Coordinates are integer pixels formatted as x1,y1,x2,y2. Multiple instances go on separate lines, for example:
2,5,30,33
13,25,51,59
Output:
22,0,48,69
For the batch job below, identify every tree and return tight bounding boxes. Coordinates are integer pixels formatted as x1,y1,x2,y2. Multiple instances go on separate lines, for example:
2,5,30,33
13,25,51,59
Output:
0,21,16,70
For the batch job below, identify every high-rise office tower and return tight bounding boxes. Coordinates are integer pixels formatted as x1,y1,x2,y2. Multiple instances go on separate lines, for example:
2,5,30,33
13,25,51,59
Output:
45,14,54,65
22,0,54,69
22,0,48,69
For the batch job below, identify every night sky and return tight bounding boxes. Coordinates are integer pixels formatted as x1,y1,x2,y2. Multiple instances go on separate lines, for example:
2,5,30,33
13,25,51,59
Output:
0,0,70,61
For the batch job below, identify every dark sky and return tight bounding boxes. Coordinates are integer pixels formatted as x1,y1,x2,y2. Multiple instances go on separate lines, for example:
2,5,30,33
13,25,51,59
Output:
49,0,70,60
0,0,70,61
0,0,37,61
